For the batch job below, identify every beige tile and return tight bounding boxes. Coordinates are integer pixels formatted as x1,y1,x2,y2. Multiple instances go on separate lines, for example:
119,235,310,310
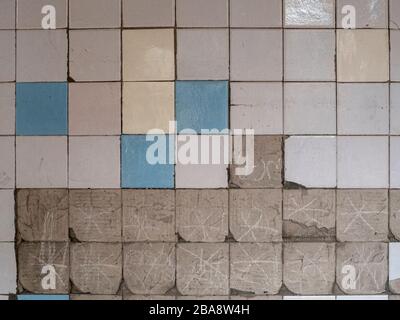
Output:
123,29,174,81
123,82,174,134
337,30,389,82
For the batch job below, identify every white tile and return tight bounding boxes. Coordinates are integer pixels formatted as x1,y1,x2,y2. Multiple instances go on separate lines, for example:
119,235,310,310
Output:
0,136,15,189
285,0,335,27
391,83,400,135
284,83,336,135
391,137,400,188
0,190,14,242
338,137,389,188
337,295,388,300
338,84,389,135
284,296,336,300
390,243,400,282
0,243,16,294
285,136,336,188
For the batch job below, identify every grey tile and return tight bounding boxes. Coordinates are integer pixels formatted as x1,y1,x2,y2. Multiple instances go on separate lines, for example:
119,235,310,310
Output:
230,0,282,27
0,83,15,135
177,0,228,27
391,83,400,134
337,0,388,28
391,30,400,81
390,0,400,29
70,0,120,28
0,31,15,81
0,0,15,29
391,190,400,241
17,0,67,29
123,0,175,27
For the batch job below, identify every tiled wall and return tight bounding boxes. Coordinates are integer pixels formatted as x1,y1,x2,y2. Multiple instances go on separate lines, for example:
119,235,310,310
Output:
0,0,400,300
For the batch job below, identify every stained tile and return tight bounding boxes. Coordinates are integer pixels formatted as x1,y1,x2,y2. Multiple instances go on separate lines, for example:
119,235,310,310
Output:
0,31,15,81
337,30,389,82
285,136,336,188
176,81,228,133
337,136,389,188
124,243,175,295
69,190,122,242
69,136,120,189
0,84,15,135
123,0,175,27
70,30,120,81
283,243,335,295
390,190,400,241
391,84,400,134
230,243,282,295
284,82,336,134
17,0,67,29
230,0,282,28
16,83,67,136
69,0,120,28
391,0,400,28
0,243,16,294
17,30,67,82
0,136,15,189
337,190,388,242
122,190,175,242
338,84,389,135
17,189,69,242
0,190,14,242
230,29,282,81
391,137,400,188
121,135,175,189
284,0,335,27
230,83,283,135
123,82,174,134
0,0,15,29
177,0,227,27
336,242,387,294
177,243,229,296
16,136,67,188
69,83,121,136
229,189,282,242
285,30,335,81
176,190,228,242
123,29,174,81
177,29,229,80
337,0,388,28
391,30,400,81
390,243,400,294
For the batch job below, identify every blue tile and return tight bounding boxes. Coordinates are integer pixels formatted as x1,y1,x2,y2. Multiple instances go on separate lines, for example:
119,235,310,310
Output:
17,295,70,301
121,135,175,188
176,81,228,133
16,82,68,135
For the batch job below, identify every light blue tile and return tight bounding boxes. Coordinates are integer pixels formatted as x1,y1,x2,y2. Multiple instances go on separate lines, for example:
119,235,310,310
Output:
121,135,175,189
17,295,70,301
16,82,68,136
176,81,228,133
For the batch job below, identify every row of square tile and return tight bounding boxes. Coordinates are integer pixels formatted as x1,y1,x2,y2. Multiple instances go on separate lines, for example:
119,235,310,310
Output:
1,29,400,82
4,242,399,295
7,188,400,243
1,0,399,29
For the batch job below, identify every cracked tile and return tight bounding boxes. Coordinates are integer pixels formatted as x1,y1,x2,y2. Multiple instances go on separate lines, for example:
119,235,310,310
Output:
390,190,400,240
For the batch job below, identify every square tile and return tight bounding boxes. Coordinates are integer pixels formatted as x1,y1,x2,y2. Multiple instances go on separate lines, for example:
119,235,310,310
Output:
177,243,229,295
391,30,400,81
283,243,335,295
336,243,387,294
176,0,228,27
121,135,175,189
338,136,389,188
337,30,389,82
390,190,400,241
230,243,282,295
338,84,389,135
337,0,388,28
230,135,283,188
391,0,400,28
391,84,400,134
70,30,120,81
123,0,175,27
390,243,400,294
17,0,67,29
17,30,67,82
0,83,15,135
337,190,388,242
176,81,228,133
284,82,336,134
70,190,122,242
0,136,14,188
230,189,282,242
230,29,282,81
0,0,15,29
16,83,67,136
124,243,175,294
230,0,282,27
123,82,174,134
391,137,400,188
0,243,16,294
175,135,228,188
69,136,120,188
122,190,175,242
69,83,121,136
123,29,174,81
337,295,388,300
177,29,229,80
0,190,14,242
285,136,336,188
17,189,69,241
230,82,283,135
0,31,15,81
176,190,228,242
285,30,335,81
284,0,335,27
70,0,120,28
16,137,67,188
283,189,336,241
284,296,336,300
